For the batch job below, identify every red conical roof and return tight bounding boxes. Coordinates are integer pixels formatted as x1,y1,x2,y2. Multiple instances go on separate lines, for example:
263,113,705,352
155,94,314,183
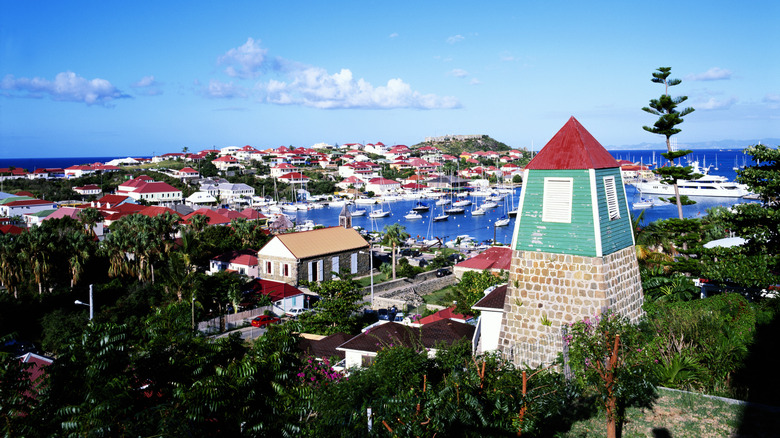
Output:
526,117,618,170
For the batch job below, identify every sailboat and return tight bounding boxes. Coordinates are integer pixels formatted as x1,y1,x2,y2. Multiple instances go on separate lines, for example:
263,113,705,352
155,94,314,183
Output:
713,155,719,171
494,216,510,227
368,200,391,218
413,201,430,212
433,202,449,221
351,205,367,216
493,189,511,226
444,188,465,214
507,190,518,217
471,203,486,216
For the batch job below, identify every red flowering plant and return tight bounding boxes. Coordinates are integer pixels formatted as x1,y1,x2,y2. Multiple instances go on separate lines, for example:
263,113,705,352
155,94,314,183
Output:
566,310,657,438
297,356,346,389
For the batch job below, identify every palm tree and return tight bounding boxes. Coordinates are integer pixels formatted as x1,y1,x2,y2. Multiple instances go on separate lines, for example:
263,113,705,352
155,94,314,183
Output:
77,207,103,238
188,213,210,234
101,223,134,279
0,235,22,298
381,224,410,280
67,232,92,288
19,229,53,294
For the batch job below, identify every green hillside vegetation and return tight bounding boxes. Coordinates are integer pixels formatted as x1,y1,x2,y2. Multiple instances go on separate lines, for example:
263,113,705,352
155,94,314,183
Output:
414,135,520,156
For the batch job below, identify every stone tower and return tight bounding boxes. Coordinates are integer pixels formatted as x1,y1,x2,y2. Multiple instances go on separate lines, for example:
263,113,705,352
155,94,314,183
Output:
339,204,352,229
498,117,644,367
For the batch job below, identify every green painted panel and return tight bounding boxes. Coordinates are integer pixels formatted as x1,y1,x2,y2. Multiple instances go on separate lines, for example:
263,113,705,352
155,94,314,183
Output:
514,169,598,256
594,168,634,254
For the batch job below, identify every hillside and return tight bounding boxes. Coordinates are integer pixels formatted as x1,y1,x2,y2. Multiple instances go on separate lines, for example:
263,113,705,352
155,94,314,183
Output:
414,135,521,156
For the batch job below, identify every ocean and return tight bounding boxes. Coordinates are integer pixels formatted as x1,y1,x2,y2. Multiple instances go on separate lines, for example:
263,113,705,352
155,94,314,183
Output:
0,149,760,243
0,157,142,170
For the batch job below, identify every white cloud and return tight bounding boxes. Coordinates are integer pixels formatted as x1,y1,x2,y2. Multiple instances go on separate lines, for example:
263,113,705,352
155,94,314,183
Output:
499,51,517,62
199,79,247,99
218,37,269,79
446,34,464,44
686,67,733,81
262,67,460,110
130,75,163,96
207,38,459,109
0,71,127,106
389,32,399,38
763,93,780,103
470,78,481,85
450,69,468,78
697,97,737,110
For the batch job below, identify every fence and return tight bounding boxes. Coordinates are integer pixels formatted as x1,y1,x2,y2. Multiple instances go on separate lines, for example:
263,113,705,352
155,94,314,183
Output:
197,306,272,334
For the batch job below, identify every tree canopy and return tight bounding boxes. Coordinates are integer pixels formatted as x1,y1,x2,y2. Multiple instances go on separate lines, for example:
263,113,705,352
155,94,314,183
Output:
642,67,696,219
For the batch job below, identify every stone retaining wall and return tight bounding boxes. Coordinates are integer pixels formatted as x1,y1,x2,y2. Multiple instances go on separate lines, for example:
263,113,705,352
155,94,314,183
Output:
364,273,456,311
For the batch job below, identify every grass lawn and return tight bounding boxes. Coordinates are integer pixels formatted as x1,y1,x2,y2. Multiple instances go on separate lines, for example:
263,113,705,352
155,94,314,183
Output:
422,285,456,307
558,388,780,437
356,272,390,288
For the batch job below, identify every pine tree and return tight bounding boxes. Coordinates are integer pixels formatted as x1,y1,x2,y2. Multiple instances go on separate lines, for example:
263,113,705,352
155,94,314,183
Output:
642,67,697,219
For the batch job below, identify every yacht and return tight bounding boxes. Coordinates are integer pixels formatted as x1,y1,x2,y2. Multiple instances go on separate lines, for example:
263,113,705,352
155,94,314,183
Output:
471,205,486,216
453,199,472,207
404,210,423,220
633,162,750,198
632,198,654,209
351,207,367,216
433,213,449,222
444,206,465,214
413,202,430,212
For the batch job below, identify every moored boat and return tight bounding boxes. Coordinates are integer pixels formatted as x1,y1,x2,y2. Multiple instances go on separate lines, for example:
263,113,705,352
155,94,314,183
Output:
404,210,423,220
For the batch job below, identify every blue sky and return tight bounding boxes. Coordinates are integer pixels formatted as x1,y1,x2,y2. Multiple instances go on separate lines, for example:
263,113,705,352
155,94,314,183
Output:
1,1,777,158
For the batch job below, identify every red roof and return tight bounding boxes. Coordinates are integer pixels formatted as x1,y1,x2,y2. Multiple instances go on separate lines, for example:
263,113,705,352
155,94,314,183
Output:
138,206,183,218
240,208,267,220
0,224,24,235
247,279,304,301
368,177,399,185
526,117,618,170
95,194,132,206
279,172,309,180
417,306,471,325
4,199,54,207
182,209,231,225
135,182,180,194
213,155,239,163
456,246,512,272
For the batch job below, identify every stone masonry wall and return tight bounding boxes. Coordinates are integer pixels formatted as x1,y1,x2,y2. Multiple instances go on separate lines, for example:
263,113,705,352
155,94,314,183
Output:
365,274,457,311
498,246,644,367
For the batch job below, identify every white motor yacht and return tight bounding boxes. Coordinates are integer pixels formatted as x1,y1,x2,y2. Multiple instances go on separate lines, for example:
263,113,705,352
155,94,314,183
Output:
404,210,423,220
633,161,750,198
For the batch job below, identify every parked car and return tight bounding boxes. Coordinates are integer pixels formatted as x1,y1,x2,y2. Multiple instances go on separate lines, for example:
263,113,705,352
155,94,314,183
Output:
285,307,307,318
436,268,451,277
377,308,389,320
251,315,281,328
